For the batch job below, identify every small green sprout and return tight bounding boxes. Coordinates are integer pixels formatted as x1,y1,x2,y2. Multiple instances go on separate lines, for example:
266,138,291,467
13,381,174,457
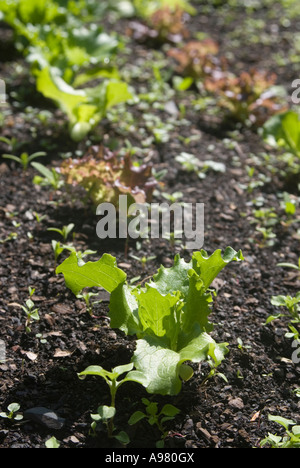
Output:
0,136,19,152
21,299,40,333
130,254,156,271
45,436,61,448
0,403,23,421
260,415,300,448
128,398,180,448
32,162,63,190
269,293,300,324
52,240,66,266
78,363,133,443
76,291,102,316
48,223,75,241
0,232,18,244
3,151,46,171
277,257,300,273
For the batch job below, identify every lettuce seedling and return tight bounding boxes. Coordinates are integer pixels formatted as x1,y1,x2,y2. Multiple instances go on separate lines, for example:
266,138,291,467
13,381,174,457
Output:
205,68,287,126
263,110,300,158
35,67,132,141
57,247,243,395
128,6,189,45
59,145,157,206
168,39,223,81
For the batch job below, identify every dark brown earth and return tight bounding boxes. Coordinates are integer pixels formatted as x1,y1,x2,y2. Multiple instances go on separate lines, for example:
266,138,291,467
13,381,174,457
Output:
0,1,299,449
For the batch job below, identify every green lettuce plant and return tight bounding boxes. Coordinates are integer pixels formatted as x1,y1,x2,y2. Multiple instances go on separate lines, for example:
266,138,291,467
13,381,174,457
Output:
57,247,243,396
263,110,300,158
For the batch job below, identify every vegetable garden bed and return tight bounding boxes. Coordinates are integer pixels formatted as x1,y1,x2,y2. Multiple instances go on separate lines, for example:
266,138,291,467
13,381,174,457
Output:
0,0,299,449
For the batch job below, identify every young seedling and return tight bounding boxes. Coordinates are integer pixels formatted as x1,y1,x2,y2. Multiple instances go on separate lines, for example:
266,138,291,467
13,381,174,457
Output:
0,136,19,152
33,211,47,223
21,298,40,333
277,257,300,273
269,293,300,324
130,254,156,271
260,415,300,448
52,240,66,267
76,291,102,316
128,398,180,448
3,151,46,171
78,363,133,443
32,162,63,190
0,403,23,421
48,223,75,241
0,232,18,244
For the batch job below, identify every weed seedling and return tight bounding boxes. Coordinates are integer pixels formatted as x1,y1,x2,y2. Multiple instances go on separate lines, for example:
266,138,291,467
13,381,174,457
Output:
48,223,75,241
260,415,300,448
76,291,102,316
269,293,300,324
128,398,180,448
3,151,46,171
32,162,63,190
0,403,23,421
277,257,300,273
78,363,133,443
0,232,18,244
21,298,40,333
52,240,66,267
130,254,156,271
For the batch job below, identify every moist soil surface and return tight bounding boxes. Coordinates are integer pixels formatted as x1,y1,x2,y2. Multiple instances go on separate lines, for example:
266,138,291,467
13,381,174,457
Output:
0,2,300,449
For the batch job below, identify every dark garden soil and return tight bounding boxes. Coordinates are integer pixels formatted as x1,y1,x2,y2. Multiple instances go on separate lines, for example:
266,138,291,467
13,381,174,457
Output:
0,2,300,449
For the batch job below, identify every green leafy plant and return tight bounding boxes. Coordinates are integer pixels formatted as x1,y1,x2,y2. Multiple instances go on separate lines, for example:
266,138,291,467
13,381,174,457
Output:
0,403,23,421
129,398,180,447
57,247,243,396
78,363,133,443
2,151,46,171
0,0,132,141
260,415,300,448
263,110,300,158
35,67,132,141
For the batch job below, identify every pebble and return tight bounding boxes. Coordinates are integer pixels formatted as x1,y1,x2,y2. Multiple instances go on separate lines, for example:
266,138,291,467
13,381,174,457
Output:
228,397,244,410
24,407,65,430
